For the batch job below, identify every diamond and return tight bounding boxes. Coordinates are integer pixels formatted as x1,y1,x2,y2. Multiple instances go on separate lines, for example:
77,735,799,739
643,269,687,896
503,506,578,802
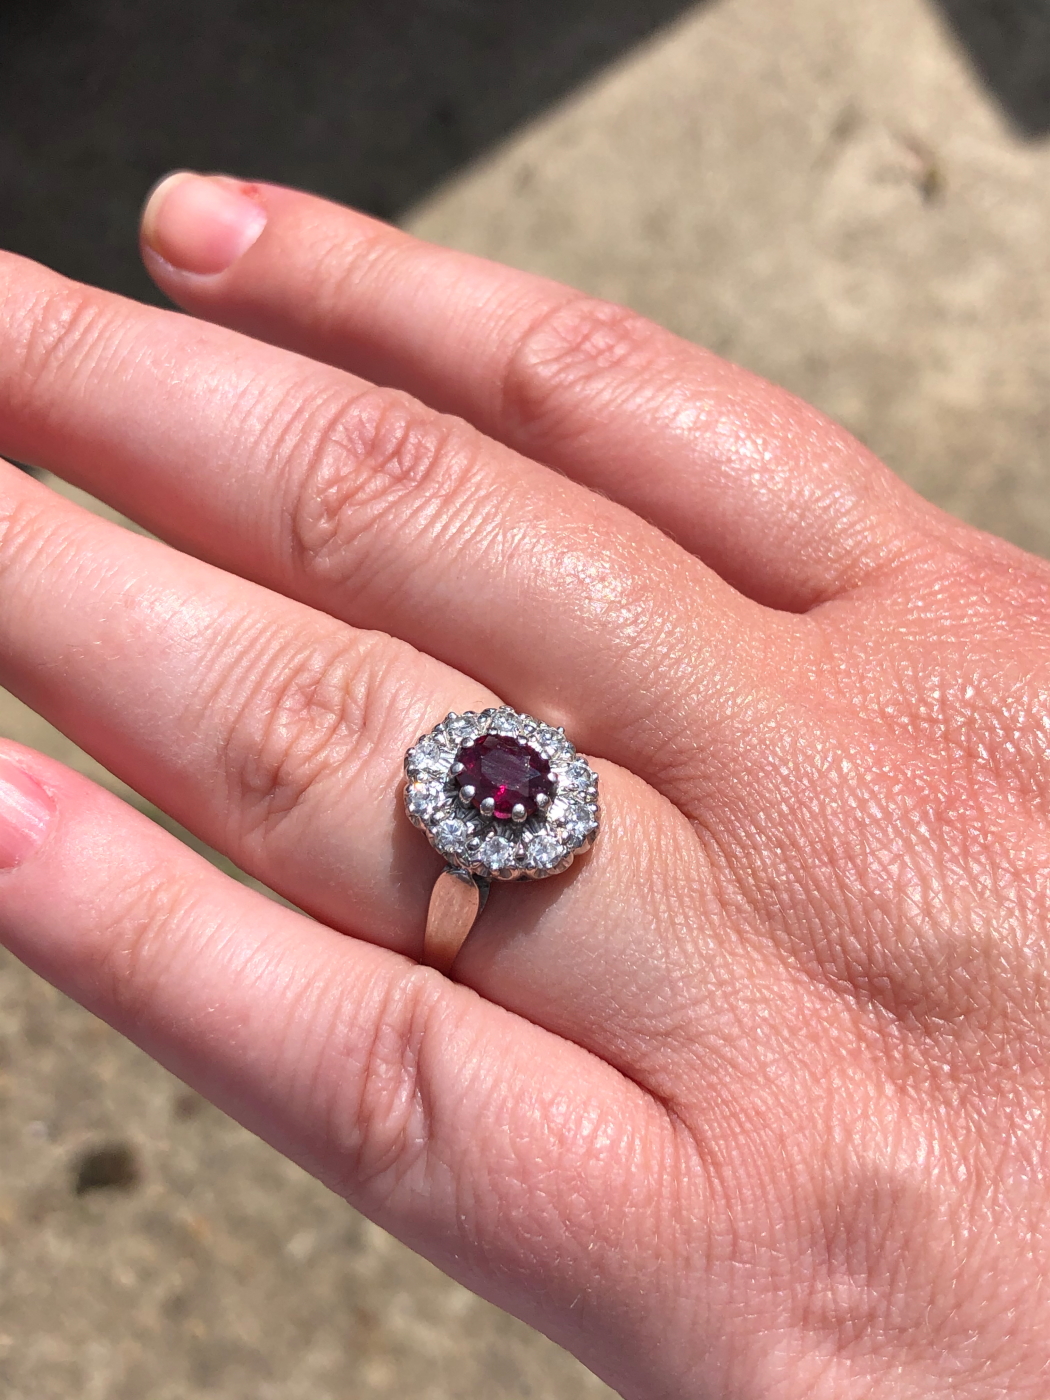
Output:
477,832,515,873
405,780,445,820
433,816,471,857
442,713,479,745
561,758,598,794
454,734,554,820
525,832,565,870
408,734,453,777
550,794,597,846
489,710,523,736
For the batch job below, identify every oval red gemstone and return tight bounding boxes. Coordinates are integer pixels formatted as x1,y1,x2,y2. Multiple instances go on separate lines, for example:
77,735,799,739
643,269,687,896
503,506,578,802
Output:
454,734,553,819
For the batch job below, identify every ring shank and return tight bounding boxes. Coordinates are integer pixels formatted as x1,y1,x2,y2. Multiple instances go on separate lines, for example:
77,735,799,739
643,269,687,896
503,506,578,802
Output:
422,866,489,974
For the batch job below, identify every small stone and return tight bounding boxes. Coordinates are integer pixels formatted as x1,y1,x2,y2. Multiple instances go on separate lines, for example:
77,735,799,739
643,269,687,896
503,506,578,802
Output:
478,832,516,873
408,735,453,777
550,795,597,846
405,780,445,820
490,710,521,735
434,817,471,857
525,832,565,870
442,713,479,745
562,758,598,794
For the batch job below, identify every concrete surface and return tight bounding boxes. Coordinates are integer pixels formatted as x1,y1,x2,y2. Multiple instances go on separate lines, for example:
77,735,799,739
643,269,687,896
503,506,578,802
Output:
0,0,701,304
409,0,1050,563
0,960,612,1400
4,0,1050,1395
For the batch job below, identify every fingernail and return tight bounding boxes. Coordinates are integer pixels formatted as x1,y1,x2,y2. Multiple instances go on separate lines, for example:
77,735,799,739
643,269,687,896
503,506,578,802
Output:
0,756,55,871
141,172,267,275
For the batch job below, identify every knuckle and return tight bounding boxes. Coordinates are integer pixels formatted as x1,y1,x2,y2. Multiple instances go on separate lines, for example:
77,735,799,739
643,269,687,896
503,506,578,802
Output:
5,279,120,409
313,221,406,318
92,866,189,1028
500,294,666,438
280,385,478,587
216,623,405,836
0,490,49,574
0,489,85,592
318,965,446,1197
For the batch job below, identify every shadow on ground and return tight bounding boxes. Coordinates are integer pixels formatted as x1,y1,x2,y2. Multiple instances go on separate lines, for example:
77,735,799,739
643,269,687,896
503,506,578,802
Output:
934,0,1050,134
0,0,702,303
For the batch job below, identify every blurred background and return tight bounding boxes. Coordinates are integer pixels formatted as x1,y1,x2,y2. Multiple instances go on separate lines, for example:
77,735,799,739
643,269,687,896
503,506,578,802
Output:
2,0,1050,1395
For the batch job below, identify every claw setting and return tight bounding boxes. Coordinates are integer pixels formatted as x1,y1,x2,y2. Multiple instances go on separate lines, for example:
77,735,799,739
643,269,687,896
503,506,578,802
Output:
403,707,600,880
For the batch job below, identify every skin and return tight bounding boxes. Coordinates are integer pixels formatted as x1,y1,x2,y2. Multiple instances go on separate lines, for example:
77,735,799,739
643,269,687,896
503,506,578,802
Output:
0,174,1049,1397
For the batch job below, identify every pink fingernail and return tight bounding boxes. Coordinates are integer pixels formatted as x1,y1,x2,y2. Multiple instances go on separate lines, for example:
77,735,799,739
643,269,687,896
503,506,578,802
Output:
141,172,268,275
0,756,55,870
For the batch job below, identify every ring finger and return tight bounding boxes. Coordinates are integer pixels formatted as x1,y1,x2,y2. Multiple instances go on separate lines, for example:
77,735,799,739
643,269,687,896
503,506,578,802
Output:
0,461,784,1088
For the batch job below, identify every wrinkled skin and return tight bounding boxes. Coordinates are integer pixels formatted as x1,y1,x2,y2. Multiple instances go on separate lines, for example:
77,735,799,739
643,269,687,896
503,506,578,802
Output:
0,175,1048,1398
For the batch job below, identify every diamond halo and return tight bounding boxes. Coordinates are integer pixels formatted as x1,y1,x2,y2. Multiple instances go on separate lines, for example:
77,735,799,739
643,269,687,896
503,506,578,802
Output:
403,708,600,880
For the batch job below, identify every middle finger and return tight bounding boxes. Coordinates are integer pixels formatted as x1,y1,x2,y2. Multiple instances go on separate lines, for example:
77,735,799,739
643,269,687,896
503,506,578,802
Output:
0,252,790,795
0,459,789,1093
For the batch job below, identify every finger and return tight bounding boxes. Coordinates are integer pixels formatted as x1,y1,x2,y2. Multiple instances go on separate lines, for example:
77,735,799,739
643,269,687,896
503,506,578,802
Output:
0,739,685,1397
0,250,791,797
0,463,780,1093
0,744,946,1398
141,175,933,611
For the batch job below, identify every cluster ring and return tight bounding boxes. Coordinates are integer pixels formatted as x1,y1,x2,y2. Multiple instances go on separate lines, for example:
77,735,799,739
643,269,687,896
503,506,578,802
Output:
404,707,600,970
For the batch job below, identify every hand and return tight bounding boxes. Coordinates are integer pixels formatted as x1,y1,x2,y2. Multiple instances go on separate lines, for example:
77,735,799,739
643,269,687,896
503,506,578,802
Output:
0,173,1047,1399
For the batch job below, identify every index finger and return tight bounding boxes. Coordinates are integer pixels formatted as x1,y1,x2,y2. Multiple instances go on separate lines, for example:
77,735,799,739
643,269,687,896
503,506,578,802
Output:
142,175,933,612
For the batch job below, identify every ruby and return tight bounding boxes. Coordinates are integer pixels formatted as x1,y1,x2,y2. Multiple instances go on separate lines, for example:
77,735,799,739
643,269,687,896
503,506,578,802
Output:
454,734,553,819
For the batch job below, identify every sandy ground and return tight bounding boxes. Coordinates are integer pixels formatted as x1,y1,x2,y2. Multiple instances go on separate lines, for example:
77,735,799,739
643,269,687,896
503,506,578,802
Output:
2,0,1049,1394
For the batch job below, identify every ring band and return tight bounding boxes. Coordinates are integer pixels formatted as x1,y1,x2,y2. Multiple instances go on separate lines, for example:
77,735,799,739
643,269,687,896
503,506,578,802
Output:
404,707,600,974
423,867,490,974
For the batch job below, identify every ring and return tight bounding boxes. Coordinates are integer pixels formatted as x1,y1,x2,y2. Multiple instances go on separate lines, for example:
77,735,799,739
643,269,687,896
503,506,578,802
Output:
403,707,601,973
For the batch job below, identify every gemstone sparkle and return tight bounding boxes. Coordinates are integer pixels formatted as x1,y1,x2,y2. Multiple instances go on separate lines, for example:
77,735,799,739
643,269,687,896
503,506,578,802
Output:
453,734,554,820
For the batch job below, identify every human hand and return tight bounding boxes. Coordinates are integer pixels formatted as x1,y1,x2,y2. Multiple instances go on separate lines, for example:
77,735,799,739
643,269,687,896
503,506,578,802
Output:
0,174,1047,1398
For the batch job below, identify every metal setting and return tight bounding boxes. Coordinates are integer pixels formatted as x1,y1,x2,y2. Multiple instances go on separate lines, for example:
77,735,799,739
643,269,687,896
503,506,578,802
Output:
404,707,601,971
424,867,490,976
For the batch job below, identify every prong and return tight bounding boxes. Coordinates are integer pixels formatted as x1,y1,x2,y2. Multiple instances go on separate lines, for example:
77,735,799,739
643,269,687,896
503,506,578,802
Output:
445,712,459,722
535,792,551,811
451,761,464,776
468,836,482,851
480,796,496,817
510,803,527,822
458,785,476,805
